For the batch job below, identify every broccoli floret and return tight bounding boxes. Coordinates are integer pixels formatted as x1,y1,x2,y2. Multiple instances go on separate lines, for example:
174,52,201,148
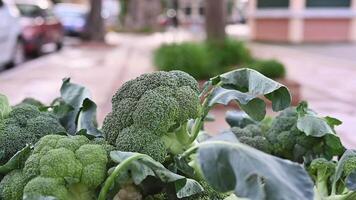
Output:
343,156,356,177
308,158,336,197
238,136,272,154
264,108,344,163
17,98,45,108
0,134,109,200
183,180,228,200
0,170,27,200
0,104,65,164
231,124,272,153
102,71,201,162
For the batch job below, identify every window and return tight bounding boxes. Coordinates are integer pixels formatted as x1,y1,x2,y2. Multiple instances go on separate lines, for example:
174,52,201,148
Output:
257,0,289,8
199,7,204,15
184,7,191,15
306,0,351,8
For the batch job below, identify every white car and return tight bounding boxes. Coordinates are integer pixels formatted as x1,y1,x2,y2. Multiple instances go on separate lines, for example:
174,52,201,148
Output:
0,0,25,69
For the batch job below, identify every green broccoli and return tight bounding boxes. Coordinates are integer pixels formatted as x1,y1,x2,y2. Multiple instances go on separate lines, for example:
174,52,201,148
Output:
143,180,228,200
0,134,109,200
308,158,336,197
0,104,65,164
307,154,356,200
102,71,201,162
265,108,343,163
231,124,272,153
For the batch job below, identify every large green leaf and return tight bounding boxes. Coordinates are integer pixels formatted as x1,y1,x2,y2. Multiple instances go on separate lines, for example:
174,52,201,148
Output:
197,141,314,200
0,145,31,174
110,151,203,198
59,78,91,134
53,78,102,137
76,98,102,138
209,69,291,121
296,102,339,137
0,93,11,120
332,150,356,189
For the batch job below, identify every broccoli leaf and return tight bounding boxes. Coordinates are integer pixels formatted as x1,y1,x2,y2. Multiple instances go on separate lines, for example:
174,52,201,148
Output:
23,194,57,200
59,78,91,134
297,115,334,137
54,78,102,137
332,150,356,189
0,93,11,119
197,141,314,200
208,69,291,121
110,151,203,198
225,111,256,128
76,98,102,138
0,145,31,174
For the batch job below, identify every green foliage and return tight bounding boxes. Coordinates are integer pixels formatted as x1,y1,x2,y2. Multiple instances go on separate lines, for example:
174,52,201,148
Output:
0,135,109,200
102,71,201,162
154,39,253,80
248,59,286,79
229,105,345,163
0,104,65,164
154,42,212,79
0,93,12,119
98,151,204,200
307,151,356,200
195,141,314,200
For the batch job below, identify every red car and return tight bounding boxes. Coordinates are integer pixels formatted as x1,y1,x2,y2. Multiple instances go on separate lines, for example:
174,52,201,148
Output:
16,1,64,56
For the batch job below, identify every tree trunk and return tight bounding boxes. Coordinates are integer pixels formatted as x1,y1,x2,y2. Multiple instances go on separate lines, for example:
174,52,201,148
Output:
84,0,105,41
205,0,226,42
123,0,162,31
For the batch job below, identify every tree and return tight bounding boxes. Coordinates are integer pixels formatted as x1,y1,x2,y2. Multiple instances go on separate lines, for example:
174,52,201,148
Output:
84,0,105,41
123,0,162,31
205,0,226,42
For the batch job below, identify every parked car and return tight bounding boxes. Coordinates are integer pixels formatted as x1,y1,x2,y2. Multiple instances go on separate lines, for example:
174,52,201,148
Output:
0,0,25,68
53,3,88,36
16,0,64,56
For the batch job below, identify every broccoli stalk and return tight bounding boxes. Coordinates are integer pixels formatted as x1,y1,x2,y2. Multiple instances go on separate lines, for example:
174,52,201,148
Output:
308,158,336,198
98,153,149,200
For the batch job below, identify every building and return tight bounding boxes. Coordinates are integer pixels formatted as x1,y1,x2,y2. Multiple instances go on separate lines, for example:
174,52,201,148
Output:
248,0,356,43
174,0,242,26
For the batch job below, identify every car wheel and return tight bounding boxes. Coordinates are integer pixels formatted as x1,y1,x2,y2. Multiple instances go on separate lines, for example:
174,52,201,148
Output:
5,39,25,69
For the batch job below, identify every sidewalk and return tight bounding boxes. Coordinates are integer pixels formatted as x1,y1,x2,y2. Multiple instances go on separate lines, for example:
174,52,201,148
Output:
0,31,197,122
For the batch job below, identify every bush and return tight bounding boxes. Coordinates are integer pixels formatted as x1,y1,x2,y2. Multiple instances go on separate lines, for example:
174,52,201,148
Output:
248,59,286,79
153,39,253,80
205,39,252,69
153,42,213,79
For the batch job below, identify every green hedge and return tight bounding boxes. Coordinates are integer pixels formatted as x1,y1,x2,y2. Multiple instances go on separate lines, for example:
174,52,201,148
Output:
154,39,286,80
154,39,252,80
248,59,286,79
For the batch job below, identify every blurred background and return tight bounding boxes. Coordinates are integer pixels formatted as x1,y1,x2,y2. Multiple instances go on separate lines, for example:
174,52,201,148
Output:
1,0,356,147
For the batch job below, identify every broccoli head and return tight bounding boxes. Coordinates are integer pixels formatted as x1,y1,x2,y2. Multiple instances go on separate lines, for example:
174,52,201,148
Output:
0,104,65,164
231,124,272,153
308,158,336,197
265,108,343,163
102,71,201,162
0,134,109,200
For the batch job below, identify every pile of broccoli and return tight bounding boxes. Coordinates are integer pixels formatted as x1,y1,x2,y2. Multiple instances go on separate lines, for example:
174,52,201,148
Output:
0,134,109,200
0,104,65,164
308,152,356,200
102,71,201,163
231,107,344,163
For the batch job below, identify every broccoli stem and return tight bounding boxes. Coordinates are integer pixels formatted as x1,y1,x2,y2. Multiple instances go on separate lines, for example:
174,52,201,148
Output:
315,177,329,197
188,94,212,144
98,153,151,200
